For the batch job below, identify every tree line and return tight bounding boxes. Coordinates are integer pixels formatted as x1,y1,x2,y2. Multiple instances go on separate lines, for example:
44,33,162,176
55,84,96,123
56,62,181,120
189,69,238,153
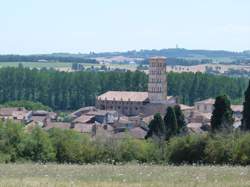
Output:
0,55,97,63
0,66,247,110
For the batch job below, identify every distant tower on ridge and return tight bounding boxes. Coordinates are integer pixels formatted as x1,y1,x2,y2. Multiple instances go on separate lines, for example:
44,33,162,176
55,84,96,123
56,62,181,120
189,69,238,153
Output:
148,57,167,104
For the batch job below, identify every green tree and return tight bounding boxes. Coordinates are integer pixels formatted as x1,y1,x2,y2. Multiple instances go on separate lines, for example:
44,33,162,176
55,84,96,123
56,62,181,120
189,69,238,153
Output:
164,107,178,138
211,95,234,132
21,127,55,162
0,121,25,162
48,128,84,163
174,105,187,133
242,80,250,131
145,113,165,139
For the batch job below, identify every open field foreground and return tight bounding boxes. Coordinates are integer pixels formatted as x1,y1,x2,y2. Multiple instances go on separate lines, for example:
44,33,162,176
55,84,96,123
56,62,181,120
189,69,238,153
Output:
0,164,250,187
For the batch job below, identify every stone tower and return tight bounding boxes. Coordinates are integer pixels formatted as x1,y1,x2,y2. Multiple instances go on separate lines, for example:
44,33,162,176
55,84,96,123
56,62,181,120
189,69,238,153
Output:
148,57,167,103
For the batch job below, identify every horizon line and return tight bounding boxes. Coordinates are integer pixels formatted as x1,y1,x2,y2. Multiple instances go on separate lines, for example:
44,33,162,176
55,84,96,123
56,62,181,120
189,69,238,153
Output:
0,47,249,56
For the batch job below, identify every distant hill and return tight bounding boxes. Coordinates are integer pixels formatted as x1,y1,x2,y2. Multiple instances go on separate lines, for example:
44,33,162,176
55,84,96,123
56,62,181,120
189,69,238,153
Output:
0,48,250,64
85,48,250,60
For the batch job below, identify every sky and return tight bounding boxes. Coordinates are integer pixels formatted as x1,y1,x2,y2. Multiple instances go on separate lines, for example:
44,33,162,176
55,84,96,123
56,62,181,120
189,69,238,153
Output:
0,0,250,54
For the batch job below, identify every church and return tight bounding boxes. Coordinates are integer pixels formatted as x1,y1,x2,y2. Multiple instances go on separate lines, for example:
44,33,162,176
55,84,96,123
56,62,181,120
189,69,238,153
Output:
96,57,177,116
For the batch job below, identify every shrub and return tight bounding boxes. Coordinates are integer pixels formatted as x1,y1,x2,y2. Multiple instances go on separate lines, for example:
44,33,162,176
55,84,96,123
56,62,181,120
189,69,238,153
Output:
49,128,81,163
0,121,25,162
21,127,55,162
165,134,207,164
232,133,250,165
204,134,234,164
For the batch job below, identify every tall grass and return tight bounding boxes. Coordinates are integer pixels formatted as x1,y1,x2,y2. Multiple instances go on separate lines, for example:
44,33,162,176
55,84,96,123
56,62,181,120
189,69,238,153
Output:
0,164,250,187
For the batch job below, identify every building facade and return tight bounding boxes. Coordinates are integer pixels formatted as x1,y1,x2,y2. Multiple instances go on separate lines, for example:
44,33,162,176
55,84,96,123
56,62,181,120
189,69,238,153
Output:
96,91,149,116
194,98,215,113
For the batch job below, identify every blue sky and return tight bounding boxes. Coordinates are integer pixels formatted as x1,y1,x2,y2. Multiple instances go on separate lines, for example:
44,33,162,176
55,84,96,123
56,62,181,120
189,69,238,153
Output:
0,0,250,54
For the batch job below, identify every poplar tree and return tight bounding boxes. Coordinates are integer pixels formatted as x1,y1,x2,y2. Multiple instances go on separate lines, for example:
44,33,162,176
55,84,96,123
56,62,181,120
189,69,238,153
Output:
211,95,234,132
164,107,178,138
242,80,250,130
145,113,165,139
174,105,187,133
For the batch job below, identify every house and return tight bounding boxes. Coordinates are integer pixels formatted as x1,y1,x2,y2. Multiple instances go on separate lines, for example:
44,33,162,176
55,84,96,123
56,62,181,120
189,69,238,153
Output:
72,123,94,134
180,104,195,118
86,110,119,124
194,98,215,113
43,122,71,130
231,105,243,119
72,115,95,124
12,110,32,124
113,127,147,139
29,110,57,126
0,107,21,118
188,110,211,124
113,116,134,129
0,107,32,124
69,106,96,118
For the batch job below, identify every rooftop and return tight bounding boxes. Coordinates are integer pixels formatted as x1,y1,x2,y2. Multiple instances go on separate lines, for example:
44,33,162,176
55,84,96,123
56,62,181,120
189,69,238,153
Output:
87,110,118,116
97,91,149,102
149,56,166,60
0,107,26,116
231,105,243,112
73,115,94,124
179,104,194,111
195,98,215,105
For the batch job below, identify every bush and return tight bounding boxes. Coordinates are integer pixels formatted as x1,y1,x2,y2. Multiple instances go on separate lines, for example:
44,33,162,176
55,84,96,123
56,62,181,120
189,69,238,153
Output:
232,133,250,165
165,134,207,164
0,121,25,162
204,134,234,164
21,127,55,162
49,128,81,163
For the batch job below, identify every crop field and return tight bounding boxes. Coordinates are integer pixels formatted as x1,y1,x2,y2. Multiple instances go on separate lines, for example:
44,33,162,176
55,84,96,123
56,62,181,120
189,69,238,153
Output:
0,164,250,187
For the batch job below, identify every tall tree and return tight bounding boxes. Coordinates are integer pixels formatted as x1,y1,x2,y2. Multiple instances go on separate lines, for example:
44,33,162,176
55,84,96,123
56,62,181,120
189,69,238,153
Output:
164,107,178,138
174,105,187,133
242,80,250,130
145,113,165,139
211,95,234,132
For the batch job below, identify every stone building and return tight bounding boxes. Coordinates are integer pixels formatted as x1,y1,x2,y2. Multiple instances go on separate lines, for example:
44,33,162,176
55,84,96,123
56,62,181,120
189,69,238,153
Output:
194,98,215,113
96,57,177,116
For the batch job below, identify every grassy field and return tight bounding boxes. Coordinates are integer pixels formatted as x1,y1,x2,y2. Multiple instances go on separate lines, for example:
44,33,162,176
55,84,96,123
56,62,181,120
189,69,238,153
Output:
0,164,250,187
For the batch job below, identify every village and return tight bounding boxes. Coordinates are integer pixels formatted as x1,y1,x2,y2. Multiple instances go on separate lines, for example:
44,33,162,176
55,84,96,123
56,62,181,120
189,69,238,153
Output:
0,57,243,139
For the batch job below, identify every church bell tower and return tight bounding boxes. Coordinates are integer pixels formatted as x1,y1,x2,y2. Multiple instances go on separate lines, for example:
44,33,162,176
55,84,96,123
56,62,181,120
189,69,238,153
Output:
148,57,167,104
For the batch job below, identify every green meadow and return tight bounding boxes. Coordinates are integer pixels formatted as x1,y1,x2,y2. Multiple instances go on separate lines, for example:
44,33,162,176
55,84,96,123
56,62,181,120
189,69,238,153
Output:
0,164,249,187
